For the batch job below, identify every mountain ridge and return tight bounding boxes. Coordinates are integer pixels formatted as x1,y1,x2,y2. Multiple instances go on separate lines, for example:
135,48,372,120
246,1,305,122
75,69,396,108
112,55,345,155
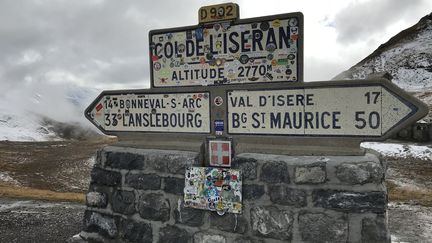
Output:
334,12,432,92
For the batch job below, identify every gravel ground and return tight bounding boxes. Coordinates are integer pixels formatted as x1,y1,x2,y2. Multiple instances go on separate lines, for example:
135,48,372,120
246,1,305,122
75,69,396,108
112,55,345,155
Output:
0,199,84,243
389,202,432,242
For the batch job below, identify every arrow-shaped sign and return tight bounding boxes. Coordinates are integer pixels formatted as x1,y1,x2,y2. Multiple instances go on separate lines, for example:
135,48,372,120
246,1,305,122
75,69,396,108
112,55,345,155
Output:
86,91,211,134
85,79,428,142
227,83,423,137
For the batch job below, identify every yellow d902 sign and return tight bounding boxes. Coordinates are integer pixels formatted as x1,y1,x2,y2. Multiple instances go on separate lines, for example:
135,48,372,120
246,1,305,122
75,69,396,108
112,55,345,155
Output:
198,3,239,24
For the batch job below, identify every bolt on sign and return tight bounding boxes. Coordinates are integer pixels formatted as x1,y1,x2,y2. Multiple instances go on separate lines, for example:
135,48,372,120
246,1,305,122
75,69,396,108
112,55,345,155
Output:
149,4,303,87
227,80,428,137
86,91,210,134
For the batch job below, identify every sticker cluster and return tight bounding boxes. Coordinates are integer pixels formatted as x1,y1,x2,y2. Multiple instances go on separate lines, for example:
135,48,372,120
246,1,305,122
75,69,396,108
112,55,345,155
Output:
184,167,242,214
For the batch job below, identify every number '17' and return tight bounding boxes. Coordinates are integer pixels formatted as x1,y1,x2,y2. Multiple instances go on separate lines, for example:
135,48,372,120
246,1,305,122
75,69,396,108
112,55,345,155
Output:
365,92,380,104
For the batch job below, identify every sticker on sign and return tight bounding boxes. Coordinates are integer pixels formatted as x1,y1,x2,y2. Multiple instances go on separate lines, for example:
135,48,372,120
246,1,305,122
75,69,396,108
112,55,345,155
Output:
227,85,420,137
149,12,303,87
86,92,211,134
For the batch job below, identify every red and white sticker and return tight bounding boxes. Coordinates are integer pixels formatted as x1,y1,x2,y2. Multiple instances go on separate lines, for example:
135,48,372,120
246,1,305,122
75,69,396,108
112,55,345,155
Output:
96,103,103,112
209,140,231,167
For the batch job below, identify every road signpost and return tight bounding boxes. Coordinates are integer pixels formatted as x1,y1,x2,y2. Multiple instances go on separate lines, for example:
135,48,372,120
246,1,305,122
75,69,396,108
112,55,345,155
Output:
84,3,429,228
83,4,429,237
85,3,428,155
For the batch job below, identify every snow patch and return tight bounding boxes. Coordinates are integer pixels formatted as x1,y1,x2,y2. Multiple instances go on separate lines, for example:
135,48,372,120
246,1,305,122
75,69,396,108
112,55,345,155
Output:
0,83,99,142
391,234,409,243
84,156,96,167
0,172,20,186
361,142,432,160
0,110,60,141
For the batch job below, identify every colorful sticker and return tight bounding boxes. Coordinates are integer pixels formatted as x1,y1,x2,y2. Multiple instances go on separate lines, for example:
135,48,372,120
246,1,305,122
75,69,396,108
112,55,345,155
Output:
214,120,224,136
214,96,223,106
184,167,242,214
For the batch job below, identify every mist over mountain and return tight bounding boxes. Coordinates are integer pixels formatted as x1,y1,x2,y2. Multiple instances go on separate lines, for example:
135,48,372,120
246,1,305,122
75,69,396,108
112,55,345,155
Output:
0,82,100,141
334,12,432,92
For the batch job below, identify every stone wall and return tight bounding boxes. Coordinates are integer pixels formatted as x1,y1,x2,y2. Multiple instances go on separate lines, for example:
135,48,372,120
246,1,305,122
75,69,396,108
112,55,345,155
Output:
396,122,432,142
78,145,390,243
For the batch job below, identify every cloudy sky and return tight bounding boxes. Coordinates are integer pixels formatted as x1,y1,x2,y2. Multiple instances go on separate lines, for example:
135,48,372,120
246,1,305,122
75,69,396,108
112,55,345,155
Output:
0,0,431,96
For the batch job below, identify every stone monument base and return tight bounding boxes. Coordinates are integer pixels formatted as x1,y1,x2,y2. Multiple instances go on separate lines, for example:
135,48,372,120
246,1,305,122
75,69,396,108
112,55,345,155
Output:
77,145,390,242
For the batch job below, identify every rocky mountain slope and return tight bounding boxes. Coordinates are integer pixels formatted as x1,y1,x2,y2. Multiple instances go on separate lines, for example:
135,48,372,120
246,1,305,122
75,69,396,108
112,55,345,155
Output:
334,13,432,92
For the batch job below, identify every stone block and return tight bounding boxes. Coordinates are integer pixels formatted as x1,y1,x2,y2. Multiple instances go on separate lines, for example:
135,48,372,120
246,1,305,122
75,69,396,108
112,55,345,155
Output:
158,225,191,243
144,153,168,173
86,191,108,208
90,167,121,187
83,210,117,238
105,151,144,170
233,237,264,243
298,211,348,243
138,193,170,222
163,177,185,195
232,157,258,180
95,149,104,167
118,218,152,243
166,153,200,175
125,173,161,190
336,162,383,185
313,190,386,213
193,232,226,243
260,161,289,184
242,184,265,200
294,162,326,184
174,200,205,227
362,215,390,243
112,190,136,215
144,150,199,174
210,212,247,233
250,206,293,240
268,185,307,207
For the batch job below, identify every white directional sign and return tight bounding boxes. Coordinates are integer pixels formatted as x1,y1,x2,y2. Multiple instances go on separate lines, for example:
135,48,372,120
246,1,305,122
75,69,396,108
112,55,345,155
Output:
227,84,421,137
86,92,211,133
86,80,427,142
149,12,303,87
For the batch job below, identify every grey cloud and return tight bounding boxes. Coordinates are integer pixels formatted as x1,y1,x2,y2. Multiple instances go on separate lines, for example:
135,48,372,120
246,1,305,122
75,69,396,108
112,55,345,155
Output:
0,0,205,90
333,0,429,44
305,57,348,81
0,0,212,126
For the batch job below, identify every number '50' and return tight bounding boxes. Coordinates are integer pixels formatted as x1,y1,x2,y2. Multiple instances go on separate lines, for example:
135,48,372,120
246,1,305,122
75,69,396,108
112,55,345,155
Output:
355,111,380,129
